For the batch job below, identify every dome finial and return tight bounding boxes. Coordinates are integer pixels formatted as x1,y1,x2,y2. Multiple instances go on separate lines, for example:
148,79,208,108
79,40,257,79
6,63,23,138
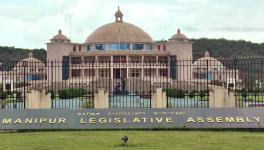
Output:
58,29,62,34
205,50,210,57
28,52,33,58
177,28,181,34
115,6,123,23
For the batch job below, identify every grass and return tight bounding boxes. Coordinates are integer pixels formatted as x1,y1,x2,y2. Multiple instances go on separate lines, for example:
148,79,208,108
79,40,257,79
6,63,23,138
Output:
1,131,264,150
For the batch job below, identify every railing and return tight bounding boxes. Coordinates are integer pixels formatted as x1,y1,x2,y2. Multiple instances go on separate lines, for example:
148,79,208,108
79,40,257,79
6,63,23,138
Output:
0,57,264,109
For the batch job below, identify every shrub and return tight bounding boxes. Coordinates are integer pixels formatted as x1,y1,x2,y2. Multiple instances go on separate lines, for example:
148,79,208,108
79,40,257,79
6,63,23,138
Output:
163,88,185,98
188,90,196,99
241,89,247,98
58,88,87,99
199,91,206,99
0,91,8,99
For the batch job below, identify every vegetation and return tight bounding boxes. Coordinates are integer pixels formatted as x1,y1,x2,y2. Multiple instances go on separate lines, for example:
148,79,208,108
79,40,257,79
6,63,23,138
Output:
0,131,264,150
0,46,46,70
163,88,185,98
58,88,87,99
191,38,264,60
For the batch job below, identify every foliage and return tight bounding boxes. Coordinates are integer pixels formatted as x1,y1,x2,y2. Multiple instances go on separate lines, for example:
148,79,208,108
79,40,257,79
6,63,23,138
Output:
199,91,208,99
0,91,8,99
163,88,186,98
191,38,264,60
240,89,248,98
0,46,46,70
188,90,196,99
58,88,87,99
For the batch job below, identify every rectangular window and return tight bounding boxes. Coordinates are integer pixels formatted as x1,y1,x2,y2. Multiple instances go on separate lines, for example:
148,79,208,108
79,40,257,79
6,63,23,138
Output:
71,57,82,64
163,45,166,51
132,44,144,50
144,69,156,77
84,69,95,77
158,45,160,51
159,69,168,77
79,45,81,51
110,43,130,50
129,69,140,77
87,45,92,51
96,44,105,50
146,44,153,50
71,69,81,78
73,45,76,51
99,69,110,78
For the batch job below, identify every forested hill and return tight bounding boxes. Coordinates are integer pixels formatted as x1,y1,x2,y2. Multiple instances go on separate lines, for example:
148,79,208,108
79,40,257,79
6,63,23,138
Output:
191,38,264,60
0,46,46,62
0,38,264,62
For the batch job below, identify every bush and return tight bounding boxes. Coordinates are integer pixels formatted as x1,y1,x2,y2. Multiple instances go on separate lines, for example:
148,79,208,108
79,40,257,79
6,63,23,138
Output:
58,88,87,99
199,91,208,99
0,91,8,99
241,89,248,98
188,90,196,99
163,88,186,98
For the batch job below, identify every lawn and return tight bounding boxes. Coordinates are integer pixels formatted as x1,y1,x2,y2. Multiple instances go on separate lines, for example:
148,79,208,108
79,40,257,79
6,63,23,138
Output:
0,131,264,150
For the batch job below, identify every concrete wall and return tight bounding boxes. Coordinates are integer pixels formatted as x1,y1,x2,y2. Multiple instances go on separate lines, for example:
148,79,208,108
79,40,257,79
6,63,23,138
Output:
25,90,52,109
94,89,109,109
151,88,167,108
209,87,236,108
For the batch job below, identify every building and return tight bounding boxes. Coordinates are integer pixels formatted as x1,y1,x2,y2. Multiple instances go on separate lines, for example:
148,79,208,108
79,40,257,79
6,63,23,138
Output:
193,51,239,89
47,7,193,92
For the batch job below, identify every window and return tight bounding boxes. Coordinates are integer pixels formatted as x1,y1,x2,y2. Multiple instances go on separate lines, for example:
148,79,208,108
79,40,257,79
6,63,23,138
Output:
146,44,153,50
96,44,105,50
72,69,81,78
71,57,82,64
87,45,91,51
84,69,95,77
144,56,156,63
129,69,140,77
79,45,81,51
84,56,95,63
110,43,130,50
113,56,126,63
132,44,144,50
158,57,168,64
73,45,76,51
159,69,168,77
158,45,160,51
163,45,166,51
129,56,141,63
144,69,156,76
99,69,110,78
98,56,110,63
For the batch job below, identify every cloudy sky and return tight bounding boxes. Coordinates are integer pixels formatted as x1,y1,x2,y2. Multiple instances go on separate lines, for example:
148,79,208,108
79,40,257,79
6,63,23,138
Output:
0,0,263,49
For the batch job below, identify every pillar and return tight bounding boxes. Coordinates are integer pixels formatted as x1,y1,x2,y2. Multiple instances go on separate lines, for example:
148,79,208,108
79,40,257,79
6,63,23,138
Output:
25,90,52,109
94,89,109,109
209,87,236,108
151,88,167,108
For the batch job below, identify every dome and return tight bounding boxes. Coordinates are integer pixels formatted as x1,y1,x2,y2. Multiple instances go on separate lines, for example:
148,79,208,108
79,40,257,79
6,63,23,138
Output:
85,7,153,44
50,29,70,43
15,52,45,69
170,28,188,42
51,29,69,40
193,51,224,70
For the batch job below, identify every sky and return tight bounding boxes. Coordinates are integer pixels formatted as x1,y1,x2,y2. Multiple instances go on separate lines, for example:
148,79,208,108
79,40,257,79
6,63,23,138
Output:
0,0,263,49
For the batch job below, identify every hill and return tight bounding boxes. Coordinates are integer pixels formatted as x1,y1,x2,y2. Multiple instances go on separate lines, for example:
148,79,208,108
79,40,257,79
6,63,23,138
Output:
191,38,264,60
0,46,46,62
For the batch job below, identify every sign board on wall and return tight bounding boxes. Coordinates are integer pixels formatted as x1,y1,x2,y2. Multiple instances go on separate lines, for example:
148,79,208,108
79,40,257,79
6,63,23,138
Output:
0,108,263,130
